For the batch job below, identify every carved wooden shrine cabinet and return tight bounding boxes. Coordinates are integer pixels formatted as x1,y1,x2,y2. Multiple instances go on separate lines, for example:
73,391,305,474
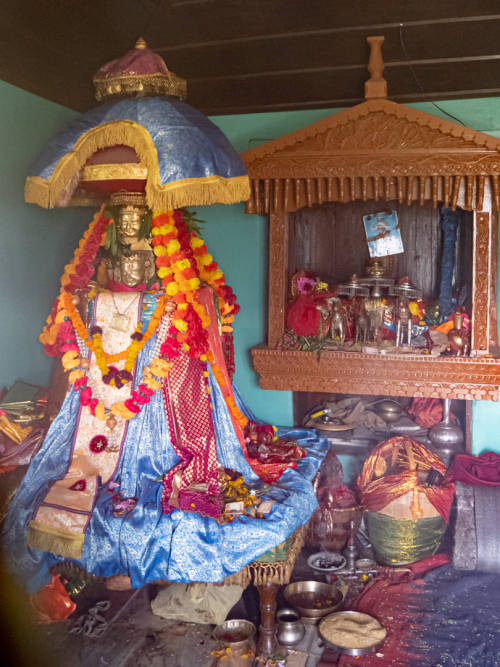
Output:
242,37,500,414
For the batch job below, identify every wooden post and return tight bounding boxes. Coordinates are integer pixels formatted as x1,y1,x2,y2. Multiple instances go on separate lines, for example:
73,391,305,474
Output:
267,212,289,348
256,582,279,658
471,210,493,354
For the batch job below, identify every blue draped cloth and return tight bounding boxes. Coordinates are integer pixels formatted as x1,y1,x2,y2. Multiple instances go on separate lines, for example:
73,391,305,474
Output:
439,207,460,321
28,97,247,188
2,324,328,592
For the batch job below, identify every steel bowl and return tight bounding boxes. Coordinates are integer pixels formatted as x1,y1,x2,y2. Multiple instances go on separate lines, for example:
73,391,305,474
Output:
318,610,386,656
307,551,346,573
212,619,256,650
283,580,344,619
355,558,377,571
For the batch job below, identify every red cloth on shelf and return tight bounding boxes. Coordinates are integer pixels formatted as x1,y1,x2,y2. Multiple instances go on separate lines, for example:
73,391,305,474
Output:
407,398,456,428
286,294,321,336
446,451,500,486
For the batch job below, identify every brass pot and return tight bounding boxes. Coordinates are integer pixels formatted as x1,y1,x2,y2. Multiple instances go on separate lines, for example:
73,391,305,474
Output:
372,399,403,424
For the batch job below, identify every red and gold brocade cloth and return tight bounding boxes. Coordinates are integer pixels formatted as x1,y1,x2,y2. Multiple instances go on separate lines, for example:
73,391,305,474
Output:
244,421,307,483
28,292,143,559
161,351,223,519
197,287,304,484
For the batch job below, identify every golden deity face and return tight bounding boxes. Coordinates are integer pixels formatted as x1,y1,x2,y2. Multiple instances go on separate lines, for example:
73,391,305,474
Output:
117,206,144,245
120,253,145,287
106,250,156,288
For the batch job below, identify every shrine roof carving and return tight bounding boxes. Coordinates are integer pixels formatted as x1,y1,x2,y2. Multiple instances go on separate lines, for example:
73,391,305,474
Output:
242,97,500,178
242,37,500,213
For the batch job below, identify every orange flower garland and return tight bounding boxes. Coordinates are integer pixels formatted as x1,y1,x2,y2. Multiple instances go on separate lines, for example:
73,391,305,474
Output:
189,234,240,333
61,291,169,386
151,209,244,426
208,354,248,430
40,206,110,355
151,210,239,353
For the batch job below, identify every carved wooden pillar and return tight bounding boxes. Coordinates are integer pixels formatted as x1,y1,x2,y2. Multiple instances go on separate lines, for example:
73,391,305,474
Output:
267,211,289,348
256,582,279,658
471,211,493,354
490,208,499,349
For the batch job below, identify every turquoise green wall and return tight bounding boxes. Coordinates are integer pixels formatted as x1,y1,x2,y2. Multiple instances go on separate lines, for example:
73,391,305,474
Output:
2,80,500,446
0,81,89,389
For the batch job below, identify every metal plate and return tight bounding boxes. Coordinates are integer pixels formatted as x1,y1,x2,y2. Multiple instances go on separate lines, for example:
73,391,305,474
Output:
319,610,386,656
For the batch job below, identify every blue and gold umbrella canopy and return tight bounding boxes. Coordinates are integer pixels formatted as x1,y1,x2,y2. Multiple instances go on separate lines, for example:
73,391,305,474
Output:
25,39,249,210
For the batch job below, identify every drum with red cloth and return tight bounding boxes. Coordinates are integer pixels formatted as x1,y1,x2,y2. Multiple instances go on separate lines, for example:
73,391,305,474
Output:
357,436,455,565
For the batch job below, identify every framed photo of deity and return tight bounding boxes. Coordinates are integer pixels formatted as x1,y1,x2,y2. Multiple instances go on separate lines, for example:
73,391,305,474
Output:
363,210,404,258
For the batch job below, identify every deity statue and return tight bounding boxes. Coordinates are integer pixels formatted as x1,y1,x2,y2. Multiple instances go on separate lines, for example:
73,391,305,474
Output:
329,298,346,343
105,250,156,289
4,38,326,628
4,199,321,596
364,296,385,343
395,297,412,347
116,204,144,247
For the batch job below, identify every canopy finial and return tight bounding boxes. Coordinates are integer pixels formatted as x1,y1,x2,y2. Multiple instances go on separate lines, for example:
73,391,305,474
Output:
365,36,387,100
135,36,147,50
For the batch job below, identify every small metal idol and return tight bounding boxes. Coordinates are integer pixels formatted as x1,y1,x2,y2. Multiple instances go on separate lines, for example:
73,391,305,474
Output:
330,299,346,343
389,278,423,348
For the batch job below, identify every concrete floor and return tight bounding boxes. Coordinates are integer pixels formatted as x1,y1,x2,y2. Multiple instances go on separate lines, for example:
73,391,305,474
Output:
15,548,346,667
25,582,330,667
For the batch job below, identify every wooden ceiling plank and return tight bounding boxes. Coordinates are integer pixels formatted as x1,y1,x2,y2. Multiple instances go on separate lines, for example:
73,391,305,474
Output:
154,11,500,51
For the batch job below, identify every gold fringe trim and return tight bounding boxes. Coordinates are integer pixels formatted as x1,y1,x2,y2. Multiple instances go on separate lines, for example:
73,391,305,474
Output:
27,522,84,560
24,120,250,210
221,568,253,588
25,176,50,209
218,526,307,587
94,72,187,103
250,526,306,586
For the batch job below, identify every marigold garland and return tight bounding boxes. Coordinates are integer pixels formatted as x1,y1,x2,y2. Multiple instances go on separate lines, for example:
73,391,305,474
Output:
40,206,110,356
61,291,169,386
151,210,240,374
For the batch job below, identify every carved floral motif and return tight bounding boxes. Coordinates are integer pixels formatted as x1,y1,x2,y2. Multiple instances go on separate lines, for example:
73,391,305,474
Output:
252,349,500,401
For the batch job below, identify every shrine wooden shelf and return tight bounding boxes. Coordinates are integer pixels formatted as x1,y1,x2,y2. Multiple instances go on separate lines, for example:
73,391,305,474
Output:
243,37,500,405
252,347,500,401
